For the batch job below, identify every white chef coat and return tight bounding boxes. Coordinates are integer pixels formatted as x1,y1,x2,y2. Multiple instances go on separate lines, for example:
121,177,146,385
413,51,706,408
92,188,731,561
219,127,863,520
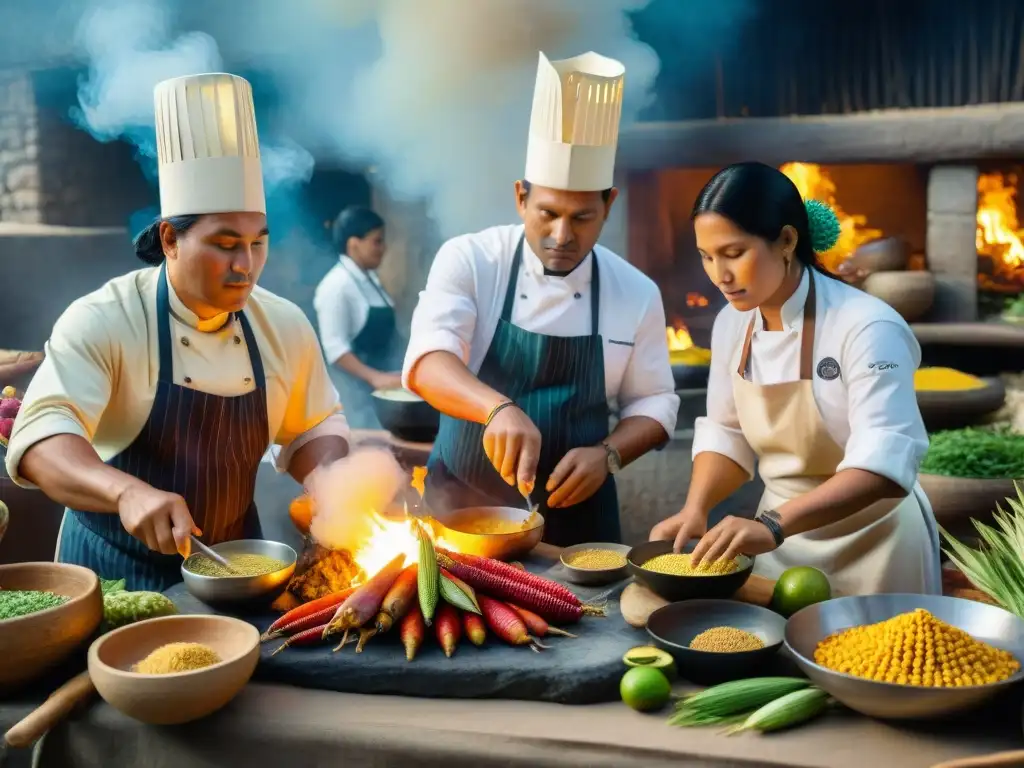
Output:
402,223,680,436
313,255,394,364
6,267,350,487
693,268,928,493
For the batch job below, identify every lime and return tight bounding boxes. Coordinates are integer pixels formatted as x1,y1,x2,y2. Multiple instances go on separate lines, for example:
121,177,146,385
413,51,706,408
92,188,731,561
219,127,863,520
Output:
771,566,832,617
623,646,678,680
620,667,671,712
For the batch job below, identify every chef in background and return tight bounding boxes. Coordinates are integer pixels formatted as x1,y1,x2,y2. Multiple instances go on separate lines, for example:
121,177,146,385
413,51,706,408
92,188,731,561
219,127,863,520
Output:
403,51,679,546
649,161,941,596
313,206,404,430
5,73,350,591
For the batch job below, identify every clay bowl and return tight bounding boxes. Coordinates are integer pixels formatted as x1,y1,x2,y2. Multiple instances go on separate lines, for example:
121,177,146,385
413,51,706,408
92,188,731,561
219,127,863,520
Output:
916,377,1006,431
920,474,1021,538
862,270,936,322
0,562,103,693
848,237,911,274
0,499,7,546
88,614,260,725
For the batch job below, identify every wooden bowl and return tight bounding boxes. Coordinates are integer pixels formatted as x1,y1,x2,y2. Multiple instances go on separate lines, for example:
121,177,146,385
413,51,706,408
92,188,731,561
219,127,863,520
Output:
916,377,1006,431
862,270,936,322
0,562,103,693
88,614,260,725
920,473,1021,538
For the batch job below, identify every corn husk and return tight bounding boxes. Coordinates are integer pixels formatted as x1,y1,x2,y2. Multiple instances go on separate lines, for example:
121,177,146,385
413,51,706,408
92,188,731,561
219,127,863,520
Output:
940,481,1024,618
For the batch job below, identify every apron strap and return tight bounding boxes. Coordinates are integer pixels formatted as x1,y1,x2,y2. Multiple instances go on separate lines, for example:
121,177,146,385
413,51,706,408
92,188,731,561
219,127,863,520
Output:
500,235,600,335
155,262,267,389
341,258,393,306
736,268,817,380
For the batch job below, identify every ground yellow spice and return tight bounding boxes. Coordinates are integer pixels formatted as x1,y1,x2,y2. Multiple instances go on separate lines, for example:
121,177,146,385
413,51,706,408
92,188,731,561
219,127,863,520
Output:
814,608,1020,687
914,367,985,391
564,549,627,570
642,553,739,577
690,626,765,653
184,553,287,578
133,642,221,674
451,509,539,535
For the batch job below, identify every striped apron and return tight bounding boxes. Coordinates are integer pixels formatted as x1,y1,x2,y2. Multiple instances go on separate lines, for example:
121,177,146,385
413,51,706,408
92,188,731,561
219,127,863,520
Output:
425,236,620,546
56,263,270,592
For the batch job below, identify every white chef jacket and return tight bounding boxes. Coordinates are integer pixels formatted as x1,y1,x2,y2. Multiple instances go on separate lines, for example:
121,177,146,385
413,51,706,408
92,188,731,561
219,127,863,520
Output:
6,267,350,487
313,255,394,364
693,268,928,493
402,224,680,436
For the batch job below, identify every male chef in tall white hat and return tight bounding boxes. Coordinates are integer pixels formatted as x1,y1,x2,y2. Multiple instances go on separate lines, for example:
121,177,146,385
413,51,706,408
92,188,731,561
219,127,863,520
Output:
403,52,679,546
5,73,351,591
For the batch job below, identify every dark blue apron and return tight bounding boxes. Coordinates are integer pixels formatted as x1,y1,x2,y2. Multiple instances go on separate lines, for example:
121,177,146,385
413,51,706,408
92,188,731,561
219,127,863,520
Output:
57,264,269,592
330,260,404,429
425,236,620,546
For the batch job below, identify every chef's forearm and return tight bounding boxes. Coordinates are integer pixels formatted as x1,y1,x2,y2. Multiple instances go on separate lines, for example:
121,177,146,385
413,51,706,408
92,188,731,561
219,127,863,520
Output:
684,451,750,516
286,435,351,486
18,434,143,513
407,351,507,424
334,352,385,386
602,416,667,467
776,469,906,536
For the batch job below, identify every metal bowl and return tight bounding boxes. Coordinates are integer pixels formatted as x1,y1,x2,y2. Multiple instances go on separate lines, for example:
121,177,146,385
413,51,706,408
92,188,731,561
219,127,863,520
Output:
181,539,297,609
785,593,1024,720
430,506,544,561
371,388,440,443
627,539,754,602
647,599,786,685
559,542,630,586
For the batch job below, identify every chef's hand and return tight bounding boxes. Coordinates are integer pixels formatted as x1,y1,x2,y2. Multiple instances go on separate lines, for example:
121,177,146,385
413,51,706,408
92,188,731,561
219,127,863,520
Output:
117,484,200,557
690,516,777,566
649,505,708,552
482,404,541,498
370,371,403,391
546,447,607,509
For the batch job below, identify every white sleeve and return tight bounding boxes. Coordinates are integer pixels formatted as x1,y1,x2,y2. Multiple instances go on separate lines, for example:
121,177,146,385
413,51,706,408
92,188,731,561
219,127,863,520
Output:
402,237,479,388
691,309,757,478
313,274,362,365
835,319,927,492
617,289,679,437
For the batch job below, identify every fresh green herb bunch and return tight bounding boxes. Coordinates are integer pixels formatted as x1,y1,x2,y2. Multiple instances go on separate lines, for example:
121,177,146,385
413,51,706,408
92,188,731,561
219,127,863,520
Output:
921,426,1024,479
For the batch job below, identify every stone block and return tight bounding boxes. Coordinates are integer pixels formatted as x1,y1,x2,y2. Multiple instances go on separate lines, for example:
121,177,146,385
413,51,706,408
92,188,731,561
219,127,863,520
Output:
6,163,38,191
927,165,979,214
926,212,977,278
928,275,977,322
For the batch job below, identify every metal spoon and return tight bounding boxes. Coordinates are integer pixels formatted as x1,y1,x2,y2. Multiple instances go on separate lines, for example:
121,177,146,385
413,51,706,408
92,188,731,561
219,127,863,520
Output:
189,535,238,574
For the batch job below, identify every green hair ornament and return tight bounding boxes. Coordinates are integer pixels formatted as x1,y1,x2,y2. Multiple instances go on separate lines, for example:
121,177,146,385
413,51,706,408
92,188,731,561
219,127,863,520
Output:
804,199,840,253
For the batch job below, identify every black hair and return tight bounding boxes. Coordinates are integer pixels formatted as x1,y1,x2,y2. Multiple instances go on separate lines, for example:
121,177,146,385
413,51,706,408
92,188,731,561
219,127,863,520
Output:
520,179,613,203
691,161,841,280
332,206,385,253
132,215,202,266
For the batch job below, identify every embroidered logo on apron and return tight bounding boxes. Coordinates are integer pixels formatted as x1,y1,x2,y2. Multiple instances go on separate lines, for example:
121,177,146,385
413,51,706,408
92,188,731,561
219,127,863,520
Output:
816,357,841,381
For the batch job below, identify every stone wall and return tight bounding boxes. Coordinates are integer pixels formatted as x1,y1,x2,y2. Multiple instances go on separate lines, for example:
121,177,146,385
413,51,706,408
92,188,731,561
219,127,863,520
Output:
0,71,40,224
926,164,980,322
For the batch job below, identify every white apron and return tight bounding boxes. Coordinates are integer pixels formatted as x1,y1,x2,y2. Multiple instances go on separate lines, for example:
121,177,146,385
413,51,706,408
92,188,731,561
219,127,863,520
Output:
732,272,942,597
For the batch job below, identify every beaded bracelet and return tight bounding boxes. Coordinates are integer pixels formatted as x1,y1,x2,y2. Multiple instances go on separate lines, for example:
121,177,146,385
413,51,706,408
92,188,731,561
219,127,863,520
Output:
485,400,516,426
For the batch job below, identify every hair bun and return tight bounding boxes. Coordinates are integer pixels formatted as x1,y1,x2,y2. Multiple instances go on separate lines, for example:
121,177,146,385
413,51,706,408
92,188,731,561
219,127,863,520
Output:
804,199,840,253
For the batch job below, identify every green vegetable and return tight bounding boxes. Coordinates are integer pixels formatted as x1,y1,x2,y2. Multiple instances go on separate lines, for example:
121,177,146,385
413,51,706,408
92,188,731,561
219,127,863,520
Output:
102,589,178,630
0,589,68,620
667,677,811,727
941,482,1024,618
417,525,439,626
921,427,1024,480
100,578,126,595
725,687,830,734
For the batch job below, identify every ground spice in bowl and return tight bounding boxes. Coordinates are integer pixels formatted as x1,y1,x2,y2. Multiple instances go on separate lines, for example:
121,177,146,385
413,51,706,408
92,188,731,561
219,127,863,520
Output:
564,549,628,570
184,553,287,578
642,553,740,577
0,589,69,620
689,626,765,653
133,642,222,674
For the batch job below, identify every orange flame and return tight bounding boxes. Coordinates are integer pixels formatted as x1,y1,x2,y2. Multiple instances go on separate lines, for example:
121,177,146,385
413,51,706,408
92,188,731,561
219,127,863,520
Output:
976,172,1024,288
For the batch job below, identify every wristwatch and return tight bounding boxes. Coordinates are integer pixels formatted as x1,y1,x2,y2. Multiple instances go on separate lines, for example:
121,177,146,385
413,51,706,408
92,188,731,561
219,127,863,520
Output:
600,441,622,474
757,509,786,547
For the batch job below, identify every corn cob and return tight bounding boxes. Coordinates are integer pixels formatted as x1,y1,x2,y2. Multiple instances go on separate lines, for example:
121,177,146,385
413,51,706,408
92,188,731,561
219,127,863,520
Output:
725,687,830,734
417,525,439,626
668,677,811,727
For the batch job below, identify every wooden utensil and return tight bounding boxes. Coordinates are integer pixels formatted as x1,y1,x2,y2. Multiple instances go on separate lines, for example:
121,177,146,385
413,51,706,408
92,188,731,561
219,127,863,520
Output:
620,574,777,629
3,671,97,750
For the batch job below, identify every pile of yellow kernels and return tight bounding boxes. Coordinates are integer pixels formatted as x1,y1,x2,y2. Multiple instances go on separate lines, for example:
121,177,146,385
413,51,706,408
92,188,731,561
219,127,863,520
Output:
642,553,739,577
814,608,1020,687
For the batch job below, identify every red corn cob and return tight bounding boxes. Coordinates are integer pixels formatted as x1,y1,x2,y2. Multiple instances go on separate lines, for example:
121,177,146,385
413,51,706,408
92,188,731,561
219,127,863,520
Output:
375,564,419,634
478,595,547,652
508,603,577,638
436,552,603,624
324,553,406,649
262,588,355,640
435,604,462,658
442,550,580,606
400,604,426,661
463,612,487,646
262,603,345,643
271,623,334,656
509,561,526,570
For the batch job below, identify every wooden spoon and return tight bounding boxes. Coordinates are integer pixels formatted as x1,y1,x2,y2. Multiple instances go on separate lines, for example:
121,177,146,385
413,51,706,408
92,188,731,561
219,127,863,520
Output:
3,671,97,750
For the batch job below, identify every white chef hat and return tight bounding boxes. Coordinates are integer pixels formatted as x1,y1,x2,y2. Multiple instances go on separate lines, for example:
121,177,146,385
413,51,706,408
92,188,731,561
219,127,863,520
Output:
153,73,266,219
523,51,626,192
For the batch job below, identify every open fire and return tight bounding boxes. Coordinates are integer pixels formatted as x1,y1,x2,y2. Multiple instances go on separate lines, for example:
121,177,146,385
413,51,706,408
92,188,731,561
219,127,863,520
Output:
977,172,1024,291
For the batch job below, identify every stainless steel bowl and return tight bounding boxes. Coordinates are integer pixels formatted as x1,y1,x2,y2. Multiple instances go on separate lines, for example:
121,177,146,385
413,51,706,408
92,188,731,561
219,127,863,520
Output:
181,539,297,609
785,593,1024,720
430,506,544,561
559,542,630,586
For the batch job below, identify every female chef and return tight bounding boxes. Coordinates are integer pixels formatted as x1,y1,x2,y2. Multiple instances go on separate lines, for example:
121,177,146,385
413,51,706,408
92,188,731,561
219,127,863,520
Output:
4,74,350,591
650,161,942,596
313,206,405,429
